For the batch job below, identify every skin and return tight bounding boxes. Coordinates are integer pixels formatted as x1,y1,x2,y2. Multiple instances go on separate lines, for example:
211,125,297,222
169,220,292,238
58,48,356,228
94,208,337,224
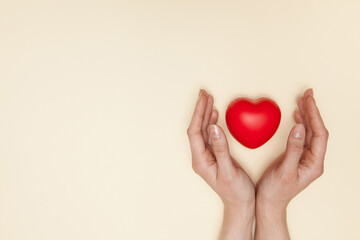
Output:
255,88,329,240
186,89,255,240
186,88,329,240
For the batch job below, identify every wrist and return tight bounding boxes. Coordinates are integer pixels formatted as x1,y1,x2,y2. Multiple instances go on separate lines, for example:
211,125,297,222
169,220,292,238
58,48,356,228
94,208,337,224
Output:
224,201,255,221
255,193,288,218
224,199,255,222
220,203,255,240
256,198,287,219
255,198,290,240
256,204,287,226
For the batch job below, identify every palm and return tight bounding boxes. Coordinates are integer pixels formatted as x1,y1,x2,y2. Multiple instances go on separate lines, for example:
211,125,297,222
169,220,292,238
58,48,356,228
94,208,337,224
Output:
187,89,255,206
293,89,328,187
257,88,329,206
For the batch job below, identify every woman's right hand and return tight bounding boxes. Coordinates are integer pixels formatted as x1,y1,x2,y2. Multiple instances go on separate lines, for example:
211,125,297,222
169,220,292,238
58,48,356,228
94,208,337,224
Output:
255,88,329,240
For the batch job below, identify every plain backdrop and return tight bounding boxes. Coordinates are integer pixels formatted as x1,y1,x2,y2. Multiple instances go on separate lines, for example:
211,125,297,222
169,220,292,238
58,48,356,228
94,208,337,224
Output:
1,0,360,239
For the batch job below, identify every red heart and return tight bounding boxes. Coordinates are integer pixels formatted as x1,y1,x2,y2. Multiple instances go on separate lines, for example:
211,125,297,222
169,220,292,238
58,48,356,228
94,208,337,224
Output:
225,97,281,149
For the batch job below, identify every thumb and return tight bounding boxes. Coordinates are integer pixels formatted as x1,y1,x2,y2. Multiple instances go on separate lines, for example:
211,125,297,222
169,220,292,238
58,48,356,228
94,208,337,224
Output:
281,124,306,171
208,124,234,176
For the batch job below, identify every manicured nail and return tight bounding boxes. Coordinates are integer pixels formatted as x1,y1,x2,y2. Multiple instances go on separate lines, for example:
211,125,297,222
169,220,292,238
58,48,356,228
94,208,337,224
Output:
293,124,304,139
306,95,316,107
310,88,314,96
312,95,316,105
197,90,202,103
210,124,221,139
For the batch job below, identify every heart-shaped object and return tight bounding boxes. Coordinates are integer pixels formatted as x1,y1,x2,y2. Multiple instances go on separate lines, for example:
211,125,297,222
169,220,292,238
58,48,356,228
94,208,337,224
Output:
225,97,281,149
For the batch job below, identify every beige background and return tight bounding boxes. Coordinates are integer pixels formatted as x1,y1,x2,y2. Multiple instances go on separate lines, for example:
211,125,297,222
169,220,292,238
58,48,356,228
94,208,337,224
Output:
1,0,359,239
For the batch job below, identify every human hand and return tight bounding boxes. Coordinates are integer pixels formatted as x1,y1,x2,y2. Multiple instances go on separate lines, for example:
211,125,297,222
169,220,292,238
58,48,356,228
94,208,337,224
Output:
255,88,329,240
187,89,255,240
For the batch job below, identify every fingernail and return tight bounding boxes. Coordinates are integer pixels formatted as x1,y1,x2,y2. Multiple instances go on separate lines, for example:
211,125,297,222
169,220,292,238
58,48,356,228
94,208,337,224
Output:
293,124,304,139
197,90,202,103
310,88,314,96
312,95,316,105
306,95,316,107
210,124,221,139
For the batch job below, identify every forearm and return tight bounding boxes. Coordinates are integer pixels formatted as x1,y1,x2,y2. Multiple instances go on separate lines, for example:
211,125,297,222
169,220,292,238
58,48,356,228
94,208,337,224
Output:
219,204,255,240
254,201,290,240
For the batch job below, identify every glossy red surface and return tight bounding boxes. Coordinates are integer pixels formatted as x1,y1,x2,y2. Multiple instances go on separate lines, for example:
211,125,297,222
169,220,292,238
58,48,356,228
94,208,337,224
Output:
225,97,281,149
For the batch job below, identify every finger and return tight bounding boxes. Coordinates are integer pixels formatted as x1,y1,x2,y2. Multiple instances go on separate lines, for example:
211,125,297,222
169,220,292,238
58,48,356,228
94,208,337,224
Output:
297,96,305,116
281,124,306,171
202,94,214,144
209,109,218,125
303,89,314,148
303,88,314,101
294,108,304,124
209,124,235,176
305,95,329,161
187,90,207,159
207,109,218,145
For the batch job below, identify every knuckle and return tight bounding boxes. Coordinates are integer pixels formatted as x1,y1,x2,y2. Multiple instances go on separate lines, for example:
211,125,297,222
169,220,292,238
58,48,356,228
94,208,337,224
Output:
290,136,304,148
293,141,304,151
313,164,324,178
325,129,329,138
212,144,227,153
318,165,324,176
286,142,304,157
191,162,199,174
318,128,329,138
186,127,192,136
192,161,204,174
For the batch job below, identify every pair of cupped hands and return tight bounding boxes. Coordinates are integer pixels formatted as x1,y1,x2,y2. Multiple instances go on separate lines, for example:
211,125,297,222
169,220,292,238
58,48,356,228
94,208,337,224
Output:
186,88,329,240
